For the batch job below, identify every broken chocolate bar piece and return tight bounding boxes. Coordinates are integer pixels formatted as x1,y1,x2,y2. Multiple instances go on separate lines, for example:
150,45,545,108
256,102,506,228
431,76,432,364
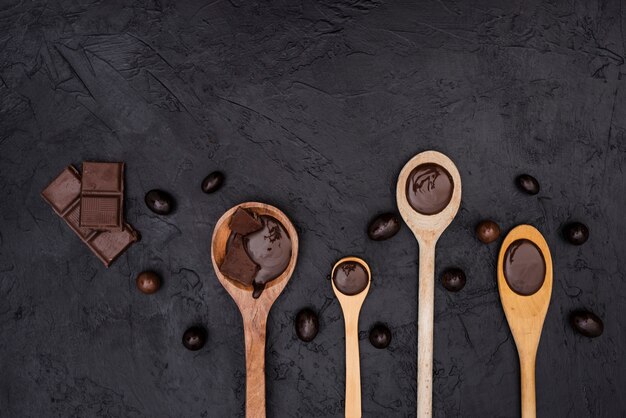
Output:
79,162,124,230
41,165,138,267
220,234,259,285
229,207,263,235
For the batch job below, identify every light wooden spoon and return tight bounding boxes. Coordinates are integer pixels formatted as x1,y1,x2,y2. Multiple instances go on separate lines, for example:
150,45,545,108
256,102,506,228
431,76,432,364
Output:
497,225,553,418
396,150,462,418
331,256,371,418
211,202,299,418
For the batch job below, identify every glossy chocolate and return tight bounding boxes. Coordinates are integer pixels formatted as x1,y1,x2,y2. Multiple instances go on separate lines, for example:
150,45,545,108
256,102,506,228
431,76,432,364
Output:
441,268,466,292
503,239,546,296
405,163,454,215
333,261,369,296
570,310,603,338
516,174,540,195
245,216,292,285
182,326,207,351
476,220,500,244
145,189,174,215
369,323,391,349
136,271,161,294
563,222,589,245
252,282,265,299
368,213,401,241
295,308,319,342
201,171,224,194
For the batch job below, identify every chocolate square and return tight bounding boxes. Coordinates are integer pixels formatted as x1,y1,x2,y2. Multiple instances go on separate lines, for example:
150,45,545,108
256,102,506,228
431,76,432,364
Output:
41,165,82,214
79,162,124,230
229,207,263,235
82,161,123,192
88,226,139,266
220,234,259,285
80,196,121,226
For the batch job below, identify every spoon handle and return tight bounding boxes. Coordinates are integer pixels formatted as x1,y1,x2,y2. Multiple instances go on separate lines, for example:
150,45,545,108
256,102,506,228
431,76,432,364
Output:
243,315,268,418
344,313,362,418
417,241,435,418
520,353,537,418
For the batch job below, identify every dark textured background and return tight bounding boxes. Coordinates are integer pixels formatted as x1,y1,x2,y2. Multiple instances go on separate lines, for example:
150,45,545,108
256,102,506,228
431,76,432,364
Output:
1,0,625,417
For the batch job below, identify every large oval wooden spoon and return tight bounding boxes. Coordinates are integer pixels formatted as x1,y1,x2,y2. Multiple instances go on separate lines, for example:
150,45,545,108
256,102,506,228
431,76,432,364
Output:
497,225,553,418
396,150,462,418
331,256,371,418
211,202,299,418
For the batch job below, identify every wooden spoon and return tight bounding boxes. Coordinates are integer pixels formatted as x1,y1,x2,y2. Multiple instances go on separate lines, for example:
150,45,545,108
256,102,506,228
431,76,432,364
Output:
497,225,553,418
331,256,371,418
211,202,299,418
396,150,462,418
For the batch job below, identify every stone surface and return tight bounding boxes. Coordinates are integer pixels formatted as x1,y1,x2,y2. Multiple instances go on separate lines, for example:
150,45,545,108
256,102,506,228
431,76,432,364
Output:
0,1,625,417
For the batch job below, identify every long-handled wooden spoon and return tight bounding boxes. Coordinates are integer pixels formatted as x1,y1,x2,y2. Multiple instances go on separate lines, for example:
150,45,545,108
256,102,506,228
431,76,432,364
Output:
497,225,553,418
331,256,371,418
396,150,462,418
211,202,299,418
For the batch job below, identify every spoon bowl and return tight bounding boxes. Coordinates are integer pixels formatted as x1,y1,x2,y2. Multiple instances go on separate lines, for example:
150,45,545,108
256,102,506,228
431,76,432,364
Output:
396,150,462,418
211,202,298,418
497,224,553,418
331,256,372,310
397,150,462,241
331,256,371,418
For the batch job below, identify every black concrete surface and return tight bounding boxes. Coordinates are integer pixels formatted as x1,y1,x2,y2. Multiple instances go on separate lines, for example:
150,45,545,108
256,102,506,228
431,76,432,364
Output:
1,1,625,417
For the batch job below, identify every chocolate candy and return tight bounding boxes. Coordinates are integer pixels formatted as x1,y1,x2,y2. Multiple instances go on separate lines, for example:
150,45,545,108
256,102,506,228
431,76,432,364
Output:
570,311,603,338
368,213,400,241
476,220,500,244
295,308,319,342
182,326,207,351
229,207,262,235
80,162,124,230
136,271,161,294
516,174,540,195
333,261,369,296
145,189,174,215
201,171,224,194
221,234,259,286
41,166,139,267
563,222,589,245
245,216,292,285
406,163,454,215
441,268,466,292
503,239,545,296
369,323,391,349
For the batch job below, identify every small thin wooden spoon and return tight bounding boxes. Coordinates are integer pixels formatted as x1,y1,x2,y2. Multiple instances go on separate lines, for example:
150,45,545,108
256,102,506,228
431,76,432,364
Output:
211,202,299,418
497,225,553,418
331,256,371,418
396,150,462,418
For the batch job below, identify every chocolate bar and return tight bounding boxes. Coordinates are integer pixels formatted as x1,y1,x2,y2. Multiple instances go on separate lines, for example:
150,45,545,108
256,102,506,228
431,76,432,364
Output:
79,162,124,230
41,166,138,267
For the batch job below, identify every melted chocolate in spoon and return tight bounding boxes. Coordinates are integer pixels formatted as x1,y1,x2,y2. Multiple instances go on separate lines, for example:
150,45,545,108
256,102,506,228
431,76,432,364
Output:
245,216,292,286
405,163,454,215
503,239,546,296
333,261,369,296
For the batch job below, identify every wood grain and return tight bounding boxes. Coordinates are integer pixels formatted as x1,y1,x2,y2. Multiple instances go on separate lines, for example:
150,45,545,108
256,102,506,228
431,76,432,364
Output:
331,257,371,418
211,202,299,418
497,225,553,418
396,151,462,418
